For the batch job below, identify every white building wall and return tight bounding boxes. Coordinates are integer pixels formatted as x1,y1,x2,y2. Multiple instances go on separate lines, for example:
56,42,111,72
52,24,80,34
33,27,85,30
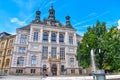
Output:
11,23,79,75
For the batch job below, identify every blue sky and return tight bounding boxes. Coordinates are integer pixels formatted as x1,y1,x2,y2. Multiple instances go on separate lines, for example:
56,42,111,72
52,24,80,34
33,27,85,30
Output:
0,0,120,36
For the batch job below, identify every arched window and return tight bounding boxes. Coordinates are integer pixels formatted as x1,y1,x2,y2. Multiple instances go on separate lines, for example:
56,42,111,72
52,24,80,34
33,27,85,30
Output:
31,56,36,65
59,34,64,42
43,32,48,41
51,33,56,42
6,59,10,66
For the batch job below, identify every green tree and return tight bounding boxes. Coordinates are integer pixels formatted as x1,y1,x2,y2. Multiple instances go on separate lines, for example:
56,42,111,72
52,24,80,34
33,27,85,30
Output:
77,21,120,72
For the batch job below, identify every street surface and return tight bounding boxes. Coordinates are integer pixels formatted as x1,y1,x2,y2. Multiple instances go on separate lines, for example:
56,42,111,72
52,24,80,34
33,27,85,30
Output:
0,75,120,80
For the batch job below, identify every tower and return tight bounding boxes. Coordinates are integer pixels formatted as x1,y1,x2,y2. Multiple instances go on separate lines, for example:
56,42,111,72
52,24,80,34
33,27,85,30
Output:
48,5,55,21
35,10,41,23
65,15,73,28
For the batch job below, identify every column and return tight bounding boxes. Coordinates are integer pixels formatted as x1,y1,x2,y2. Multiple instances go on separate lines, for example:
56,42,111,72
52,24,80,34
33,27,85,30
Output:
40,29,43,42
30,27,33,42
48,63,51,76
74,33,77,45
11,54,16,67
26,53,30,67
65,32,68,44
48,31,51,43
57,32,59,44
57,63,60,75
57,47,59,59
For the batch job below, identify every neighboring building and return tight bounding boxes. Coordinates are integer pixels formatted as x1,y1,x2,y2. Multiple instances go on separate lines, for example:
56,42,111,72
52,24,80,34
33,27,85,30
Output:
0,32,15,74
11,6,81,75
76,34,82,43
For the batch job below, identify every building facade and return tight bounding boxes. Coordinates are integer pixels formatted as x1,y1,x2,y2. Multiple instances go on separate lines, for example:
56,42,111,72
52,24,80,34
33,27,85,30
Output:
11,6,81,75
0,32,15,75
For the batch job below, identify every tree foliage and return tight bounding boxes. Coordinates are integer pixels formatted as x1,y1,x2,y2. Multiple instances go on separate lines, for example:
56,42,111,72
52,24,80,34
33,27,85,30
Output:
77,21,120,72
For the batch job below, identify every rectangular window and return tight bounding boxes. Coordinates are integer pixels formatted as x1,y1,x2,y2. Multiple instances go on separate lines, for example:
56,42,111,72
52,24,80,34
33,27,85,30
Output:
20,35,27,43
43,32,48,41
70,58,74,65
59,34,64,42
60,48,65,60
31,69,36,73
69,36,73,44
16,69,23,73
33,32,38,41
51,47,56,58
61,65,64,72
42,46,48,59
31,56,36,65
51,33,56,42
17,57,24,65
71,69,75,74
18,47,26,53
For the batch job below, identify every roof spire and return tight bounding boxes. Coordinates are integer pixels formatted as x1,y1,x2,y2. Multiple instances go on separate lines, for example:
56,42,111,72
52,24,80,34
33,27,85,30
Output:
65,15,73,28
48,3,55,20
32,9,41,24
66,15,71,26
35,10,41,22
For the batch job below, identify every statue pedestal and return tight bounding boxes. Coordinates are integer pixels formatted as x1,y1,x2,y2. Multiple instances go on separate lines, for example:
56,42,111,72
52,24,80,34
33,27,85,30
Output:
94,70,106,80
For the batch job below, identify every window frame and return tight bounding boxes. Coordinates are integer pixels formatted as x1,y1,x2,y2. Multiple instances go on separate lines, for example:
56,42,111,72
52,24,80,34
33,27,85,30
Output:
33,32,39,41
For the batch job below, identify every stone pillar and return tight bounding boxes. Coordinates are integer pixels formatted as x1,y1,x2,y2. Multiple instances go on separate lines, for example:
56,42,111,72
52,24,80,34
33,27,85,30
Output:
48,31,51,43
48,63,51,76
57,32,59,44
40,29,43,42
65,32,68,44
74,33,76,45
11,54,16,67
26,53,30,67
29,27,33,42
57,63,60,75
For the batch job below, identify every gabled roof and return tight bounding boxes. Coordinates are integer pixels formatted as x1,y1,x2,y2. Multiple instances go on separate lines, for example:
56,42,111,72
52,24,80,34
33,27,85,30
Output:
17,24,30,30
0,32,11,39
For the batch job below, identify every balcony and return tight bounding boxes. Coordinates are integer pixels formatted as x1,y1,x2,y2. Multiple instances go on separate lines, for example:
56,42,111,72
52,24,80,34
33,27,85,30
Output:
48,57,60,62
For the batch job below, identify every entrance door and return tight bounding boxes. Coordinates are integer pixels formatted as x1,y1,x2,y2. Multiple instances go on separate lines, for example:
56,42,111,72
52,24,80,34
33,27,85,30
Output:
51,64,57,76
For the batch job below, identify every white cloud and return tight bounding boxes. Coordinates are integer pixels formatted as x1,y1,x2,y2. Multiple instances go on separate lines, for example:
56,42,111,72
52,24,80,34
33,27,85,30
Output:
77,31,85,36
118,19,120,29
10,18,26,26
73,11,110,27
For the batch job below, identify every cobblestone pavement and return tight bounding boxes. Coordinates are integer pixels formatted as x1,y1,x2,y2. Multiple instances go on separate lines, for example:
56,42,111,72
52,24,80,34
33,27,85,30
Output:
0,75,120,80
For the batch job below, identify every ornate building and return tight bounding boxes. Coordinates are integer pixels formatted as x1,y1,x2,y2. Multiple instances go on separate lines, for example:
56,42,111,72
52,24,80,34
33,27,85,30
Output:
11,6,82,75
0,32,15,75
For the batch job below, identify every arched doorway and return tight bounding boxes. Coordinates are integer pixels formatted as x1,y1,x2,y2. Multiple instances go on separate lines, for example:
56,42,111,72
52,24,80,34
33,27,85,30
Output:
51,64,57,76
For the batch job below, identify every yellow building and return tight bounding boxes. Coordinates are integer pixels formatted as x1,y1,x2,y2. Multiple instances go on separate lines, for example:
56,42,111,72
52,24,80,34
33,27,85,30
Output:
0,32,15,75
